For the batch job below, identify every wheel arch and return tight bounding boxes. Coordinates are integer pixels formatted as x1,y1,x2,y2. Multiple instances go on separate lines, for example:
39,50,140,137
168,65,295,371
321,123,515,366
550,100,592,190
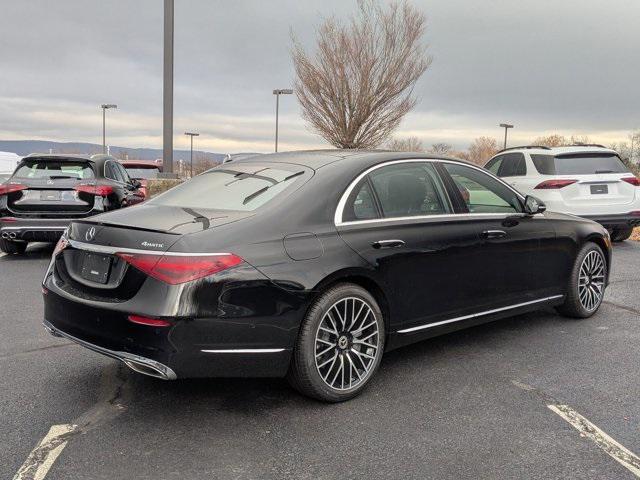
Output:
584,233,611,272
310,270,392,335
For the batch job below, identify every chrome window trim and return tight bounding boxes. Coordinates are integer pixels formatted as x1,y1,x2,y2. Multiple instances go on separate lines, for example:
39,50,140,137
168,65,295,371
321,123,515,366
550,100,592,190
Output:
1,226,68,231
334,158,526,227
68,238,230,257
201,348,286,354
397,295,564,334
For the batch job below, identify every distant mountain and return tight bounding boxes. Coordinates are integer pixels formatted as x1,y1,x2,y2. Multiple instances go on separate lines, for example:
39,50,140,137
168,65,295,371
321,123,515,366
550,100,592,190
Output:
0,140,226,164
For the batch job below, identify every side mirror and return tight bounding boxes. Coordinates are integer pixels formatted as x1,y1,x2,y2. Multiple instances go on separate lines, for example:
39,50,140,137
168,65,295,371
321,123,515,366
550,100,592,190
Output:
130,179,142,189
524,195,546,215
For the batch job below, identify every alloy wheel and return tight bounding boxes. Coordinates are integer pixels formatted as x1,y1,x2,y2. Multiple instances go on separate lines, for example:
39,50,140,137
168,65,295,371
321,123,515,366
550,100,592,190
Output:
314,297,380,391
578,250,605,312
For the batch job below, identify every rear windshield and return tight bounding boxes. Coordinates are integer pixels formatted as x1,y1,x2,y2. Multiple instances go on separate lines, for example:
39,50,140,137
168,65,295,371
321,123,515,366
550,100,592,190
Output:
124,167,160,179
149,164,309,211
531,153,629,175
13,159,95,180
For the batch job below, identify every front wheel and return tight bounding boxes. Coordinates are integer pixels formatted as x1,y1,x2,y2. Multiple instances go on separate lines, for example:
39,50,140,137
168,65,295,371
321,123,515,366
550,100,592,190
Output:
556,242,606,318
611,226,633,242
287,283,385,402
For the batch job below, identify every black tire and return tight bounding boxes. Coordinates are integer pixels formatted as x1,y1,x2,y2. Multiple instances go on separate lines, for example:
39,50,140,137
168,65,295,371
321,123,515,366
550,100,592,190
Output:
556,242,606,319
0,238,27,255
610,227,633,242
287,283,385,402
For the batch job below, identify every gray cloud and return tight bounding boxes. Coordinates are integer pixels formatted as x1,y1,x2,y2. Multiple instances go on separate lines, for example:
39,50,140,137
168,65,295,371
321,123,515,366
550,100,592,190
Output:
0,0,638,152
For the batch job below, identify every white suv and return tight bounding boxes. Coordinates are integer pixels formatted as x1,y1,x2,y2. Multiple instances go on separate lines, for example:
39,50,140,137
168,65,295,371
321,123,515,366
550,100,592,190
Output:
485,145,640,241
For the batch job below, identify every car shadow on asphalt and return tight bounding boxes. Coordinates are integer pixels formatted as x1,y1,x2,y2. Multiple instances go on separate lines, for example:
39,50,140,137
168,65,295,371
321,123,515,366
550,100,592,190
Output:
113,307,569,412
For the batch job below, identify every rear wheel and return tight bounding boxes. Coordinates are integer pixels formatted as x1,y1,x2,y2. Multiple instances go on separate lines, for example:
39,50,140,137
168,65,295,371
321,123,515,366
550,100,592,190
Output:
0,238,27,255
610,226,633,242
287,283,385,402
556,242,606,318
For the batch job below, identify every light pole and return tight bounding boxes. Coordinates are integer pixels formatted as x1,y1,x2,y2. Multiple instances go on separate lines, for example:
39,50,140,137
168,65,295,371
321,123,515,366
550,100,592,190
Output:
499,123,514,149
101,104,117,154
273,89,293,152
184,132,199,178
162,0,175,176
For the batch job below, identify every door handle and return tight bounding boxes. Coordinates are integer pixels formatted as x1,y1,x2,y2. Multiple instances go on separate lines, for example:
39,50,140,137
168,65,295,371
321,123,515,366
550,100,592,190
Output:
372,239,405,249
481,230,507,240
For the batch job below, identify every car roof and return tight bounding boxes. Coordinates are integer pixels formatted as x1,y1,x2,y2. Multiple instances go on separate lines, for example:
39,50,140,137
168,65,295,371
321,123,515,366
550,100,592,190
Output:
494,145,618,157
235,149,473,170
120,160,163,168
22,153,115,165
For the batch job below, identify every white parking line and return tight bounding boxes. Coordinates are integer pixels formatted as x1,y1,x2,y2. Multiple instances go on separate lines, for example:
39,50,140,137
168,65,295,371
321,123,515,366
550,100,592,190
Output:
548,404,640,477
13,424,76,480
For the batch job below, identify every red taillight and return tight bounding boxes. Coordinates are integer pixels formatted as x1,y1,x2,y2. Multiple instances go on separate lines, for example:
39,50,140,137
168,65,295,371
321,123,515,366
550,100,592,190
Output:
128,315,172,327
116,252,243,285
75,184,114,196
631,211,640,217
53,235,68,257
621,176,640,186
0,183,27,195
534,179,578,189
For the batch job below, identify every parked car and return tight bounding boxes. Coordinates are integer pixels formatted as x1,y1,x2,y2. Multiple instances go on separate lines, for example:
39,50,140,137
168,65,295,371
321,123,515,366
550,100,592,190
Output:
485,145,640,241
43,151,611,402
0,154,144,254
120,160,162,198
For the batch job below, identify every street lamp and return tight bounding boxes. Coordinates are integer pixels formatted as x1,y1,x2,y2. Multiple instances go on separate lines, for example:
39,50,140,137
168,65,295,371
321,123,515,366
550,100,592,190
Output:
499,123,514,149
162,0,175,177
101,104,117,154
273,89,293,152
184,132,200,178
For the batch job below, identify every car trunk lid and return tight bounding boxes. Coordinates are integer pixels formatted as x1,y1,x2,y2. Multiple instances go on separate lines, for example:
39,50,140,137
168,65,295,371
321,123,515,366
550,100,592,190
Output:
7,158,96,214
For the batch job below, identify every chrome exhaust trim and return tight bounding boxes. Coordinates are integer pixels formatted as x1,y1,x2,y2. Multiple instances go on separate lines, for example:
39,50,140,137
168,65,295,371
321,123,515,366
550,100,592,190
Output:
42,320,177,380
1,232,8,239
8,232,16,239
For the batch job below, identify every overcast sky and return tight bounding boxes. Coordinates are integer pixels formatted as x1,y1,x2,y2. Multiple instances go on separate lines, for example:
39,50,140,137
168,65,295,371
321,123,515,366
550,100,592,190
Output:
1,0,638,153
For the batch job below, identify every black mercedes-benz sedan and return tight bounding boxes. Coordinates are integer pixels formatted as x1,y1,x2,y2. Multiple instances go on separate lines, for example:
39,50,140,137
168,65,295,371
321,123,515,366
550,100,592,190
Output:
42,150,611,402
0,154,144,254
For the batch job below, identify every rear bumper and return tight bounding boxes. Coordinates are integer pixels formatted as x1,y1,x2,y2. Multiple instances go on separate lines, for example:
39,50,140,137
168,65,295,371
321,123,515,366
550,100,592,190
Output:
581,213,640,229
0,217,73,242
43,319,177,380
42,273,298,379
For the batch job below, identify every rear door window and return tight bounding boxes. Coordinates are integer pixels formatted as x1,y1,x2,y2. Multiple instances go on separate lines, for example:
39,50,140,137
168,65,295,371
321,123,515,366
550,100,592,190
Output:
13,160,95,180
367,162,452,219
343,178,380,222
149,164,310,212
485,155,504,175
498,153,526,177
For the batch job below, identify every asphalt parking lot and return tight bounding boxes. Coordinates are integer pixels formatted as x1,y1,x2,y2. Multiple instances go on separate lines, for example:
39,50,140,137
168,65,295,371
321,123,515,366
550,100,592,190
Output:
1,241,639,480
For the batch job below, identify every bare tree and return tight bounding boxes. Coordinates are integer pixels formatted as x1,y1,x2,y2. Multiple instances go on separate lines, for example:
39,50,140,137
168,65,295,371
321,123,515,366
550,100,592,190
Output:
429,142,452,154
385,136,424,151
292,0,431,149
467,136,498,165
532,134,567,147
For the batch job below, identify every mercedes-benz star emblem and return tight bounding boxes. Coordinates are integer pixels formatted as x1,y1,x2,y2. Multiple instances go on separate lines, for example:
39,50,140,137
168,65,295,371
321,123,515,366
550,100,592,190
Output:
85,226,96,242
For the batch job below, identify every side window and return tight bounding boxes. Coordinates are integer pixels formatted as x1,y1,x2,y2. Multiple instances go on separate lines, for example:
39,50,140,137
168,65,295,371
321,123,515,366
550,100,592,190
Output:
104,162,119,182
343,178,379,222
368,162,451,218
116,163,131,183
442,163,522,214
498,153,526,177
485,155,504,175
